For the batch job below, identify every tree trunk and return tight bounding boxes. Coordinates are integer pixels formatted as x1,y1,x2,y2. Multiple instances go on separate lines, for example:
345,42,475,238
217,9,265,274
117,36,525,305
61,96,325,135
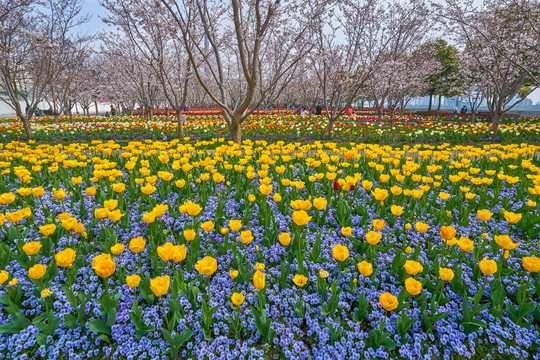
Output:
230,118,242,144
470,112,476,123
491,112,503,140
94,101,99,116
327,119,335,139
176,110,184,138
437,95,442,111
166,107,170,122
376,106,383,119
361,100,364,108
21,115,34,140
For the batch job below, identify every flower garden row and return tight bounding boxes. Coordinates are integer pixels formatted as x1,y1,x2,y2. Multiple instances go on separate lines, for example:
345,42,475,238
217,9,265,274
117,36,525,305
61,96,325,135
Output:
1,114,539,143
0,139,539,359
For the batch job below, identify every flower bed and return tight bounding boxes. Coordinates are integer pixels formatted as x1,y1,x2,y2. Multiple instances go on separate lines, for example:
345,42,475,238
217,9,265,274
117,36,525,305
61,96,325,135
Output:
0,140,539,359
1,115,539,143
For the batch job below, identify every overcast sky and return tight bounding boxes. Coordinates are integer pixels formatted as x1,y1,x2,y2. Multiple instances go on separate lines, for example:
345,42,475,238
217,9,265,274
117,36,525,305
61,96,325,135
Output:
79,1,540,104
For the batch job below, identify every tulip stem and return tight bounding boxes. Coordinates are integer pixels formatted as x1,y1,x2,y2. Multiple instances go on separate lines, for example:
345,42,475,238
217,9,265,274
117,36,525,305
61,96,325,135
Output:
479,275,487,305
15,225,22,243
3,284,17,315
379,311,387,333
433,282,446,315
161,295,170,330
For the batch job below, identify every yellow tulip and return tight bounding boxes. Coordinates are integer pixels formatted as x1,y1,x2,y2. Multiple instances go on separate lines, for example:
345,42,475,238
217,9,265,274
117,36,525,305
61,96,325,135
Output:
157,242,175,262
278,232,291,246
379,292,398,311
457,237,474,252
292,210,311,226
405,277,422,296
126,274,141,288
494,235,520,250
365,231,381,245
22,241,41,256
150,275,170,297
372,219,386,231
341,227,352,237
477,209,493,222
240,230,253,244
479,258,497,276
28,264,47,280
231,292,245,306
522,257,540,272
357,261,373,277
92,254,116,278
55,248,76,267
253,270,265,290
439,268,454,281
403,260,423,275
415,222,429,233
129,237,146,253
229,220,242,232
292,274,308,287
332,244,349,262
195,256,218,276
390,205,403,216
183,229,196,241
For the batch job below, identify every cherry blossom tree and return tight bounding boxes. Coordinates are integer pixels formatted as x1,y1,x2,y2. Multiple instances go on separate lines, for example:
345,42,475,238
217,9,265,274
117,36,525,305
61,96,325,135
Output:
100,33,163,121
0,0,91,137
158,0,329,143
0,0,53,139
313,0,433,137
455,52,485,122
42,0,91,122
102,0,195,136
439,0,540,138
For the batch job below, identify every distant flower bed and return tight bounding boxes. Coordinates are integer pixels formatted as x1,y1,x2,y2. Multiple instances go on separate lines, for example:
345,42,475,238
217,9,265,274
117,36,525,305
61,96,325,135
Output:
0,139,539,359
0,114,538,143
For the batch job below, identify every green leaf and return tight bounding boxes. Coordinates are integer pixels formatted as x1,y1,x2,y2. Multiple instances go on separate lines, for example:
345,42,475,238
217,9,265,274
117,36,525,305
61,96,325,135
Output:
105,309,117,327
462,296,471,322
50,316,61,331
160,328,174,344
174,330,193,346
0,313,30,334
519,302,536,317
167,298,184,314
63,285,78,308
430,311,449,324
421,310,433,332
31,312,48,325
380,336,396,350
88,319,111,335
36,333,49,346
99,334,112,344
473,284,485,308
462,319,487,335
